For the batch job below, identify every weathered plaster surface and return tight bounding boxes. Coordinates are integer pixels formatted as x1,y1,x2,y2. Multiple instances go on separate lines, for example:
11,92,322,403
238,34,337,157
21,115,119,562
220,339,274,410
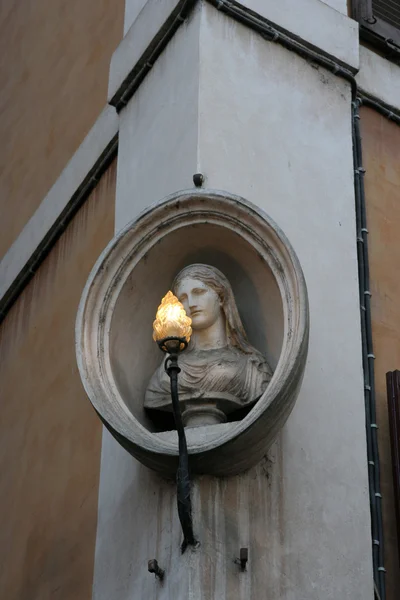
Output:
94,13,204,596
109,0,185,102
357,45,400,111
198,8,372,597
93,4,373,599
0,0,123,258
319,0,348,13
0,162,116,600
111,0,358,122
124,0,149,34
0,106,118,306
115,6,201,229
221,0,359,70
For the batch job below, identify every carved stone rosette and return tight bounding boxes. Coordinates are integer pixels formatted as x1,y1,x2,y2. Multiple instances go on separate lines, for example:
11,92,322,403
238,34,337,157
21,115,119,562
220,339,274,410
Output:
76,189,309,476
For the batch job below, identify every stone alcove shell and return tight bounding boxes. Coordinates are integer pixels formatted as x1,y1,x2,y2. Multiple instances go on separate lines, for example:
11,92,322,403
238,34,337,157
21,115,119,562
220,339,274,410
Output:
76,189,309,476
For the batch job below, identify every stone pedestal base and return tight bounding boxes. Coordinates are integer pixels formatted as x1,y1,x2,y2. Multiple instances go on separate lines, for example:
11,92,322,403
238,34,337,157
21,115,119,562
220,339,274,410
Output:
182,404,227,428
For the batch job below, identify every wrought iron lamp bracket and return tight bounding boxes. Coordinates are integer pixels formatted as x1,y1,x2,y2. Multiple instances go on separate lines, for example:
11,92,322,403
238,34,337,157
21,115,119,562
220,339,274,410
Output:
157,336,197,553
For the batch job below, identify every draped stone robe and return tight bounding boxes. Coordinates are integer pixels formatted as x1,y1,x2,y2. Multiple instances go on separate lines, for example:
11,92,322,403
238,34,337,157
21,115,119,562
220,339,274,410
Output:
145,345,272,414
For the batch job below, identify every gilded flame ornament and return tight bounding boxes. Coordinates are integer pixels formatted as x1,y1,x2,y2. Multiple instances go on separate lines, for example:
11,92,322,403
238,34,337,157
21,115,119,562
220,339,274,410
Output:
152,291,192,346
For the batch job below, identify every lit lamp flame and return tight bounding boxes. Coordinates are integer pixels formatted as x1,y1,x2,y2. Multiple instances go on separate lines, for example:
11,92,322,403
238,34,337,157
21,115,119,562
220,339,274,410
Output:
153,291,192,351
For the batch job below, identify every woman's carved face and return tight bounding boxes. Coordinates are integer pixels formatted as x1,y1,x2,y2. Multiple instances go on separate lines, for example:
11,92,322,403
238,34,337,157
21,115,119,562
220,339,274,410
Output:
175,277,222,331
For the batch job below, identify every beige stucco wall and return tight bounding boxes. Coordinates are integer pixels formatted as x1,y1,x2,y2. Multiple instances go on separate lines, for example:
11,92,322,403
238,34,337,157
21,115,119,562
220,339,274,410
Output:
361,106,400,600
0,0,124,259
0,161,116,600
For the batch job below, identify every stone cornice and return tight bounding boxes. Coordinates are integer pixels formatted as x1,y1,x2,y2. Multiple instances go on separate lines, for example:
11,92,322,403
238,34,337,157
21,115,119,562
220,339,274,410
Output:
109,0,359,113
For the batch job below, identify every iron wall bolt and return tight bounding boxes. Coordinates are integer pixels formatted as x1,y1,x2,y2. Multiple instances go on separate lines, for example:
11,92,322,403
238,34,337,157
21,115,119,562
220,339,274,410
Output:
193,173,204,187
148,559,165,581
240,547,248,570
234,547,248,571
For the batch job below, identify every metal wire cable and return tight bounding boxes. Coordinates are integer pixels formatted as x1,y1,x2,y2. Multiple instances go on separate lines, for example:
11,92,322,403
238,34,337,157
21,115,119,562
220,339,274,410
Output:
353,99,386,597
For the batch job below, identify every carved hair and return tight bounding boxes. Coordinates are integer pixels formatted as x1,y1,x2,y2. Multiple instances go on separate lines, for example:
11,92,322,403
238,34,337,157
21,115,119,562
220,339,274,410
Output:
172,263,258,356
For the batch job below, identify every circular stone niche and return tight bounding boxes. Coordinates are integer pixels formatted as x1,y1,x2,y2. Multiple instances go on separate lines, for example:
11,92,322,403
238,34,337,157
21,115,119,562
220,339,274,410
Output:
76,189,309,476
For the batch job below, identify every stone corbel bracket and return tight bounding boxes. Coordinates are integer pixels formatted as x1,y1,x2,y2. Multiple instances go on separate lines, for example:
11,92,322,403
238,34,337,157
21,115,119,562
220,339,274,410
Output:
76,189,309,476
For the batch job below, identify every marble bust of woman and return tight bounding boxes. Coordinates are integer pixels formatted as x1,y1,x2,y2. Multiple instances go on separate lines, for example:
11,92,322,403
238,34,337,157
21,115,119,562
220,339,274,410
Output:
145,264,272,427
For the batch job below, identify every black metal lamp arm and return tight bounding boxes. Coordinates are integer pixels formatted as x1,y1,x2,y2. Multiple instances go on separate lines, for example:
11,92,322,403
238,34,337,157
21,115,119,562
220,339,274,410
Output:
164,351,197,552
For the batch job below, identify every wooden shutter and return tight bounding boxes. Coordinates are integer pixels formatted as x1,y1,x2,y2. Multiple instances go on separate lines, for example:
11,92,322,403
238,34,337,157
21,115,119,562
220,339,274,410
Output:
373,0,400,30
352,0,400,56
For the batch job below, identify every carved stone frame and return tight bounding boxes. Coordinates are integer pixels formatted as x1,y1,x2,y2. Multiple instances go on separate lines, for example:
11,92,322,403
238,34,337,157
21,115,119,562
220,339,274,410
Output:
76,189,309,476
